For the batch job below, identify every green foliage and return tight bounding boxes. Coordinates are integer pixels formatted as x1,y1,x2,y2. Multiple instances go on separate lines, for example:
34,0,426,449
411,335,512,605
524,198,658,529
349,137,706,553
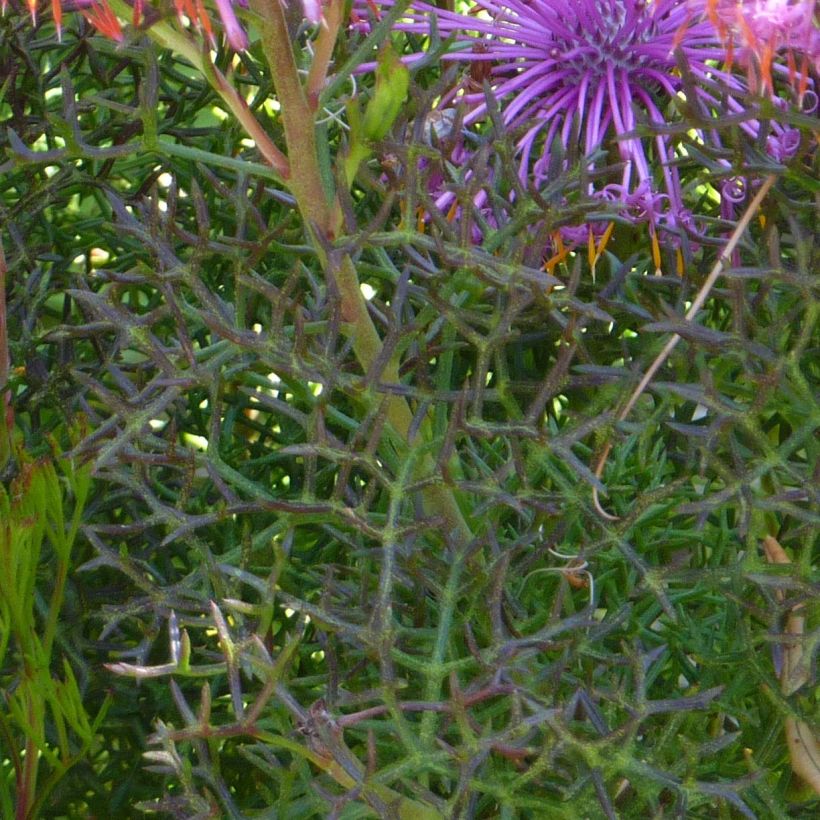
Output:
0,435,104,819
345,45,410,187
1,10,818,820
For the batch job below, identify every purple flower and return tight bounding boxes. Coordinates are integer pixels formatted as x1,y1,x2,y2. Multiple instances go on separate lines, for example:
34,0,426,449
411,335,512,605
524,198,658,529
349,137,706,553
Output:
361,0,758,242
766,124,802,160
359,0,812,255
213,0,249,52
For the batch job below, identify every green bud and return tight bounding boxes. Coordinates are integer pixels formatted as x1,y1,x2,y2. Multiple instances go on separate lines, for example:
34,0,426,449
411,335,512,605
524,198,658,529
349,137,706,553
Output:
361,46,410,143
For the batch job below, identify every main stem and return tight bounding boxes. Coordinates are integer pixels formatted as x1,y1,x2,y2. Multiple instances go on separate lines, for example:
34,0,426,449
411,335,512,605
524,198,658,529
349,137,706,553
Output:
250,1,333,231
0,242,11,472
250,0,472,546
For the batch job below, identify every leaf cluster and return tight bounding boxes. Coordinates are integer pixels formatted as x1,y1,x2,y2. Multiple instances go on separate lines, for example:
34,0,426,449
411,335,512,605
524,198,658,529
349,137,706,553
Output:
1,13,818,819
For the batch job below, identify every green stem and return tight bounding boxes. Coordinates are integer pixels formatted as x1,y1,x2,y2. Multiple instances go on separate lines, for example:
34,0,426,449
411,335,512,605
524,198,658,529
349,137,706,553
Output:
250,0,472,547
305,0,344,106
334,257,471,544
155,138,282,181
250,0,334,232
0,709,21,818
18,731,39,820
41,559,69,663
0,241,11,471
108,0,290,178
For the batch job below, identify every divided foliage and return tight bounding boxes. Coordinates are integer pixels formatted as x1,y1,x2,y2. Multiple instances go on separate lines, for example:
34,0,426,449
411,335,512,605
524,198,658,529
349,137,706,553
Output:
1,12,818,819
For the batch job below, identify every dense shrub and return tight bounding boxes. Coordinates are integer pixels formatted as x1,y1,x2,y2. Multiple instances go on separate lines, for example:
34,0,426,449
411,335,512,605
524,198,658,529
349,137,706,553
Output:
1,2,817,817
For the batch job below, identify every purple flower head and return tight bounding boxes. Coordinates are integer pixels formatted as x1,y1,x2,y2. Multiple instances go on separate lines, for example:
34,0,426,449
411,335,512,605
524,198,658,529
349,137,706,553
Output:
357,0,814,258
360,0,756,241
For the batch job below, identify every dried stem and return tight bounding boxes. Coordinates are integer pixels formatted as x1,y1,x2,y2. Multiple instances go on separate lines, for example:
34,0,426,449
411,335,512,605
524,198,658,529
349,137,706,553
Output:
592,174,777,521
762,535,820,795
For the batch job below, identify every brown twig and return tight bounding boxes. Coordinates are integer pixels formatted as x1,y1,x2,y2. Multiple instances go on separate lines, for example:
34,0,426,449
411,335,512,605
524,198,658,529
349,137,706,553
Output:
592,174,777,521
762,535,820,795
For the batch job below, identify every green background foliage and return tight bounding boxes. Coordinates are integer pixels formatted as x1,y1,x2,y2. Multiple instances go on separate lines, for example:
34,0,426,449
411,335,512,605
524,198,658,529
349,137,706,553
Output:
1,10,818,818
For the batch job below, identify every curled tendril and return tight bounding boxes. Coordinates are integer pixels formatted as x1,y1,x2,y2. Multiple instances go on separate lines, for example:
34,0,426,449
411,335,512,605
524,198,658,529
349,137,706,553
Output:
519,548,596,608
722,176,748,204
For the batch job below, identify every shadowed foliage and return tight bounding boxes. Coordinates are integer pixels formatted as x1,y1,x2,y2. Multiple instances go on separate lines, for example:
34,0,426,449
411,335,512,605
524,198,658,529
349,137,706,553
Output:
1,10,818,819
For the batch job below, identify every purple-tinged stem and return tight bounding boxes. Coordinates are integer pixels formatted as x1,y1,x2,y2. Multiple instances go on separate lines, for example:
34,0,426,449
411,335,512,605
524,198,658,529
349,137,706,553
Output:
250,0,472,546
306,0,345,107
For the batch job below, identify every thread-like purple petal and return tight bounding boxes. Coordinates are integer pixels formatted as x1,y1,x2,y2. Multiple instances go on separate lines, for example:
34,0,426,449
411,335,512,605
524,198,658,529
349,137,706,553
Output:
214,0,248,51
357,0,809,246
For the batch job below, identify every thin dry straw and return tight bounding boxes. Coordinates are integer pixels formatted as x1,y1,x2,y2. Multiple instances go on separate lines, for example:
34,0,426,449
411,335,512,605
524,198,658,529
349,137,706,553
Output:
592,174,777,521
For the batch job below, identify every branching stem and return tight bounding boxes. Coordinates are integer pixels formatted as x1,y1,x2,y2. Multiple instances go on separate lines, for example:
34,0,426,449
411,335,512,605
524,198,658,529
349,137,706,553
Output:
108,0,290,177
306,0,345,106
250,0,473,546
